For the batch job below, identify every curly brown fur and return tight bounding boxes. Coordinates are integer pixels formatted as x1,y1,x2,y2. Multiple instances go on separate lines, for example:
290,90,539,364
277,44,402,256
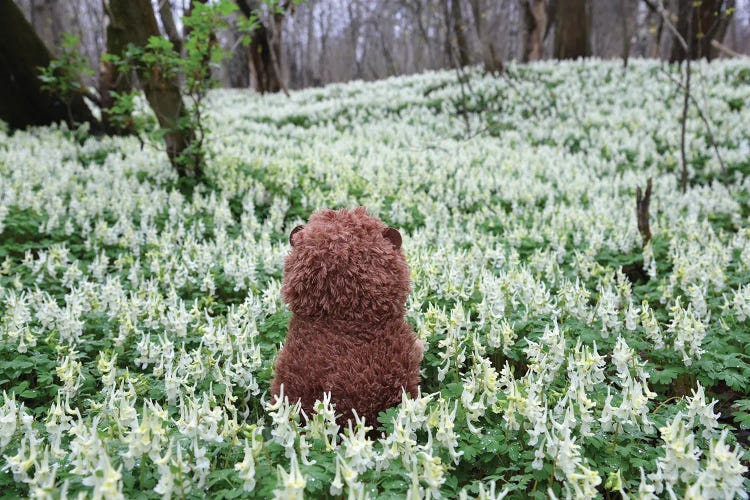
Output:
270,207,422,426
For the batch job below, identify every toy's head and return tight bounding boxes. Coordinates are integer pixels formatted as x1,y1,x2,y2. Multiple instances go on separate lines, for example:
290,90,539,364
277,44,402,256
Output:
282,207,410,323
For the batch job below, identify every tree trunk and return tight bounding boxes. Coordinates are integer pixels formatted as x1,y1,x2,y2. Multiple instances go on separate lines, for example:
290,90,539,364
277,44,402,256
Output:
554,0,591,59
236,0,287,93
0,0,97,130
347,0,364,80
225,16,250,88
318,3,329,82
247,24,281,92
158,0,183,54
305,3,317,86
651,10,665,58
99,0,134,135
469,0,489,67
521,0,548,62
107,0,196,177
670,0,735,62
450,0,471,67
29,0,66,55
620,0,631,67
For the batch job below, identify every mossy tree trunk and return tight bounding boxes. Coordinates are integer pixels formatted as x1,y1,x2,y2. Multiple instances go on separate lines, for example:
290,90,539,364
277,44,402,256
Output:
106,0,197,177
0,0,96,130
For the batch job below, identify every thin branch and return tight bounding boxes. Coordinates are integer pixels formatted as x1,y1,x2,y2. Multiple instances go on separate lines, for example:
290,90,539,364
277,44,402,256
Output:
641,0,687,50
678,3,694,194
643,0,728,192
659,67,730,189
680,54,691,193
711,39,748,58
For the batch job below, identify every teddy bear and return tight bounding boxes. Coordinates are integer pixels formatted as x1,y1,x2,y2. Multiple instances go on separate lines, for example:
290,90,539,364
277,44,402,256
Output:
270,207,423,427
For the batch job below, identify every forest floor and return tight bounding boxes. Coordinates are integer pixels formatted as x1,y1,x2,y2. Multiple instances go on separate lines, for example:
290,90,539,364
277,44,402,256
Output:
0,59,749,498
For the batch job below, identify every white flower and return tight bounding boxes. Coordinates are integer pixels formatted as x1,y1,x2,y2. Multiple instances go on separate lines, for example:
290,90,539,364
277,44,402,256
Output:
341,411,375,473
667,298,706,366
274,451,306,500
687,429,748,499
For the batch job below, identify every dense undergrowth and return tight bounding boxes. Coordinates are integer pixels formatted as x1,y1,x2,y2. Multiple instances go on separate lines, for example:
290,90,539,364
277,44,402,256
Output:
1,59,750,498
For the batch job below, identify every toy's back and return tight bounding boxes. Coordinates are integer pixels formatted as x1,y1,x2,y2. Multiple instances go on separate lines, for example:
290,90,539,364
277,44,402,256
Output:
270,207,423,426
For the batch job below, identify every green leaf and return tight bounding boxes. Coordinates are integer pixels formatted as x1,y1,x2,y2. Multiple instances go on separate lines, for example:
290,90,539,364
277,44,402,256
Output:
649,365,682,385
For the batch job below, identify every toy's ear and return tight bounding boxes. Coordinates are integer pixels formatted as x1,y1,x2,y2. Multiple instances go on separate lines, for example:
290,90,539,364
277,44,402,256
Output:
290,225,304,246
382,227,402,250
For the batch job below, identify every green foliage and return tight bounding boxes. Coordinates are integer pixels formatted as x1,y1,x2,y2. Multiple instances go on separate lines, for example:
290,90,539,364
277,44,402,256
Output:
106,1,239,176
38,34,94,125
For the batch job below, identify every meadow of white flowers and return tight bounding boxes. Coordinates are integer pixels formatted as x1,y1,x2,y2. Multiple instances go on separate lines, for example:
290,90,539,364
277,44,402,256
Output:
0,59,749,498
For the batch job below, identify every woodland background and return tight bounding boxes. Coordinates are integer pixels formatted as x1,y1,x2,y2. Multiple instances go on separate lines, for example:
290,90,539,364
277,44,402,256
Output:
8,0,750,93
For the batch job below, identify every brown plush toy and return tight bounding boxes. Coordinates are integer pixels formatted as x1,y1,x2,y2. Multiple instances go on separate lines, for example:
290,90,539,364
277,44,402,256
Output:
270,207,423,426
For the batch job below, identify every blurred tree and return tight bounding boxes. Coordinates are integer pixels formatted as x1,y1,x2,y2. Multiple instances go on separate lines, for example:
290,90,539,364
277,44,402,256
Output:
446,0,470,67
468,0,503,71
223,13,251,87
0,0,96,129
553,0,591,59
99,0,133,134
521,0,548,61
158,0,183,55
669,0,735,61
236,0,290,93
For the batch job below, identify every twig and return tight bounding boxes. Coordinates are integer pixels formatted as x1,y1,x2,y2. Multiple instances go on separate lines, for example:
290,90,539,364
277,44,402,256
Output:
711,39,748,58
643,0,692,192
680,53,691,193
453,63,472,137
641,0,687,51
660,67,731,190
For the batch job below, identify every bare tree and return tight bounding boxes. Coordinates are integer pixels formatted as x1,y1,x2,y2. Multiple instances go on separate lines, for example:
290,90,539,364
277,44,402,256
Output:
621,0,632,67
347,0,364,79
305,2,318,86
399,0,436,69
521,0,547,61
553,0,591,59
446,0,471,67
222,12,251,87
236,0,291,93
669,0,735,61
11,0,750,96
